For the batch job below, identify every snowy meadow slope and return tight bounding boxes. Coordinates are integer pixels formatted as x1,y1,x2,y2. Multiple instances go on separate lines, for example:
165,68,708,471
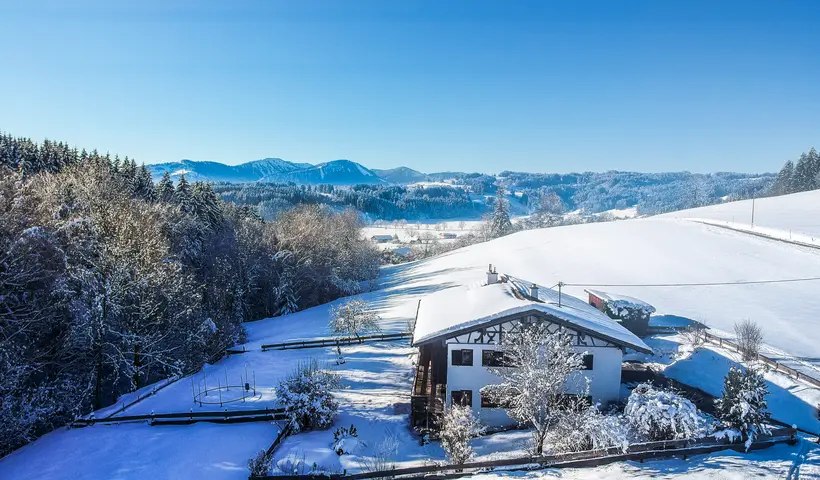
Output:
661,189,820,238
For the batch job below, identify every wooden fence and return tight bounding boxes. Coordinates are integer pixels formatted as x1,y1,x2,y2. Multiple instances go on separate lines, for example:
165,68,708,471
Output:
701,331,820,389
252,427,796,479
260,332,412,351
72,407,287,427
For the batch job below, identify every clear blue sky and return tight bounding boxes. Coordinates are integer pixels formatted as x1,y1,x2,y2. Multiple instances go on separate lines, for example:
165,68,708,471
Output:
1,1,818,173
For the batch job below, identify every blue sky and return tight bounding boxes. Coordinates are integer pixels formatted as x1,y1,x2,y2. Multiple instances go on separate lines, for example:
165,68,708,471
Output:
1,1,818,173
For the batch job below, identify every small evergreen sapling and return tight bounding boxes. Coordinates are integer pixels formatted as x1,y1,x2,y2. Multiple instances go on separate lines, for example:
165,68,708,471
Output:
715,366,771,450
439,404,483,465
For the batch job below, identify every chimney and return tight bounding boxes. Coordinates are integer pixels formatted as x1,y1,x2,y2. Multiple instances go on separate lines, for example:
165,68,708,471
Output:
487,264,498,285
529,283,539,299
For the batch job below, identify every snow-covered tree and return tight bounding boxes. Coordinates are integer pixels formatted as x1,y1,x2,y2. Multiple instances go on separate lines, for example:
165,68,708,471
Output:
329,298,381,341
548,401,632,453
440,404,484,464
275,359,341,432
489,184,513,238
715,366,770,450
625,383,709,441
481,322,585,454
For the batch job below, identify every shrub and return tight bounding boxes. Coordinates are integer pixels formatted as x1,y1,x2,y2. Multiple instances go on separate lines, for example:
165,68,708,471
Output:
440,404,484,464
275,359,341,431
548,403,632,453
625,383,709,441
247,449,273,477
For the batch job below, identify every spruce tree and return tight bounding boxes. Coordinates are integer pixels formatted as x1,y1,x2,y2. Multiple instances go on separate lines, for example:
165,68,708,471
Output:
156,171,175,203
175,174,193,211
793,152,813,192
715,366,770,448
771,160,794,196
490,184,513,238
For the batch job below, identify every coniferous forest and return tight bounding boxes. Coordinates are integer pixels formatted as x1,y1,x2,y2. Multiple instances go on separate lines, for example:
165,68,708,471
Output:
0,131,379,455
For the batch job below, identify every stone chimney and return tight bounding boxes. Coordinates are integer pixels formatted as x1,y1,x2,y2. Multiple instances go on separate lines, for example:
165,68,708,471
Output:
487,264,498,285
529,283,539,299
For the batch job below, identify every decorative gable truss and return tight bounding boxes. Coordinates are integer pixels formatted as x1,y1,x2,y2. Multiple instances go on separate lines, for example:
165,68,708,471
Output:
446,312,619,349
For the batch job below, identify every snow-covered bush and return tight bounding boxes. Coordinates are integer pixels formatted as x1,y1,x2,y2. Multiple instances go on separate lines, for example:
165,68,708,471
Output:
715,366,770,450
329,298,381,341
275,359,341,431
247,449,273,477
625,383,709,441
548,403,632,453
440,404,484,464
332,424,361,456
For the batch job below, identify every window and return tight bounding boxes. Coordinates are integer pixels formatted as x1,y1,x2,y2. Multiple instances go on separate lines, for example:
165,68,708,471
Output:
480,393,501,408
482,350,510,367
451,390,472,407
582,354,594,370
451,349,473,366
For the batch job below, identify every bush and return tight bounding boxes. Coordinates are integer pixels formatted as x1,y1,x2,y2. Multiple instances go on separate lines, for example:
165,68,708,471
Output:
625,384,709,441
715,366,770,450
248,449,273,477
440,404,483,464
275,359,341,431
548,403,632,453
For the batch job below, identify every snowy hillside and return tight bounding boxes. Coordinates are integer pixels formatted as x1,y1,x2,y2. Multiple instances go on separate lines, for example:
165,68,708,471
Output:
148,158,384,185
661,189,820,238
382,218,820,363
372,166,429,184
280,159,385,185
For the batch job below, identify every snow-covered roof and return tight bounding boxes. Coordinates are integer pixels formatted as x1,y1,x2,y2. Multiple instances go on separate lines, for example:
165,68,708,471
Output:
585,289,656,315
412,277,651,353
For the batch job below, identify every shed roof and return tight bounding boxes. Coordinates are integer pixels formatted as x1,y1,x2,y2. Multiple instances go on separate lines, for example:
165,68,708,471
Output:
585,289,656,315
412,276,651,353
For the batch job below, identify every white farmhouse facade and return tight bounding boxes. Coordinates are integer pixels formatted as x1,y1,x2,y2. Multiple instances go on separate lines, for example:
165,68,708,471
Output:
410,271,651,429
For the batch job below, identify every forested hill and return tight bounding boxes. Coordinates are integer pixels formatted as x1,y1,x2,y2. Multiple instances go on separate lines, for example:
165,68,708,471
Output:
0,131,380,456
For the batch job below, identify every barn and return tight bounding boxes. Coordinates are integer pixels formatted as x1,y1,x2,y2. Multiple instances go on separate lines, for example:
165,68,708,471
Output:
410,271,651,430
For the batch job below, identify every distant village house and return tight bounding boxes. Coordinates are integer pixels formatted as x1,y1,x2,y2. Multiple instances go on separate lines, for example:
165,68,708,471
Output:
370,234,394,243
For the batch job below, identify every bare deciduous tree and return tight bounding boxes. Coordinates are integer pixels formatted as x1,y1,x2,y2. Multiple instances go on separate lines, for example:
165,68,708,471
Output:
481,323,585,454
329,298,381,341
680,325,706,351
734,319,763,362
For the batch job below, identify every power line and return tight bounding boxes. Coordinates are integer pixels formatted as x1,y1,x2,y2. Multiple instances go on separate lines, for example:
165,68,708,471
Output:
560,276,820,288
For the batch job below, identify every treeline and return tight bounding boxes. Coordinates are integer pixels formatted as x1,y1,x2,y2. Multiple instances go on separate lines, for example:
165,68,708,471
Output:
0,132,379,455
499,170,774,216
770,147,820,196
213,182,482,221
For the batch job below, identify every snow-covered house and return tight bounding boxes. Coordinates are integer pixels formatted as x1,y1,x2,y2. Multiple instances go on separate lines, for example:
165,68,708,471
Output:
370,234,394,243
410,271,651,430
585,289,656,337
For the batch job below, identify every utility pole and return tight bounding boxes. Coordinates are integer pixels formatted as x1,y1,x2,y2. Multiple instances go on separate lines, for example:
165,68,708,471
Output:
558,282,564,307
751,193,755,227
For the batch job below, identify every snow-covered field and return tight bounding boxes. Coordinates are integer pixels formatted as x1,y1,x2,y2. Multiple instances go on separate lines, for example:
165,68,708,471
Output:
662,189,820,238
3,190,820,479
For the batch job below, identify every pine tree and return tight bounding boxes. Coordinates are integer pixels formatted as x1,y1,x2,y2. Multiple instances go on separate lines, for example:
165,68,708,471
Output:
156,171,175,203
771,160,794,196
793,152,813,192
490,184,513,238
715,366,770,450
175,174,194,212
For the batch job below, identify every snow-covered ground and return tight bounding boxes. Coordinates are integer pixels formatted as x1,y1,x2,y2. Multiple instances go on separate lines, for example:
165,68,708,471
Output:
661,189,820,238
473,440,820,479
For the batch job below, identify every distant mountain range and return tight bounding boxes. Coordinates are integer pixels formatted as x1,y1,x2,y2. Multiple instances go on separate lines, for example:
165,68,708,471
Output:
148,158,425,185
